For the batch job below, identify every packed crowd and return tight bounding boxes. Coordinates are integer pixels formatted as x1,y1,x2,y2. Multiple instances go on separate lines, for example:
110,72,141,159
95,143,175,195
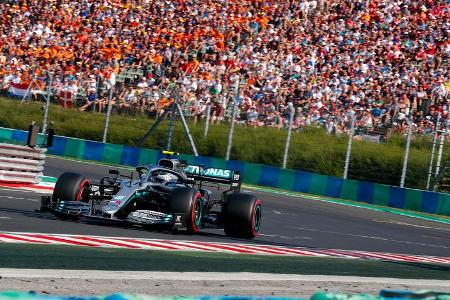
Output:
0,0,449,137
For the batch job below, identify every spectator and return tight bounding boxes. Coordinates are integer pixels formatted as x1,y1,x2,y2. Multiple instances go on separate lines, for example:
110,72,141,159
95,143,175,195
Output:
0,0,447,138
79,89,97,112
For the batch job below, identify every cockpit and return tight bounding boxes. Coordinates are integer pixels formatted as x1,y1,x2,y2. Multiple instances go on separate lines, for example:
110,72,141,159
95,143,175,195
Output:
135,160,186,186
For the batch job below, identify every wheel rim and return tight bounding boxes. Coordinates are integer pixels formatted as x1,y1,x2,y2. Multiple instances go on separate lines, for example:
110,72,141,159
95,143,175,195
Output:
76,179,90,202
194,198,202,226
253,204,261,232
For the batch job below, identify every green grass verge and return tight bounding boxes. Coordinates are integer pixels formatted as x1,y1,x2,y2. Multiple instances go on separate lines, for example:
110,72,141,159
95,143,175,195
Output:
1,97,446,189
0,244,449,279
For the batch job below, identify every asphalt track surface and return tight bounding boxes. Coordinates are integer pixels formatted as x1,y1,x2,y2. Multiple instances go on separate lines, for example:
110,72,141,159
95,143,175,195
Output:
0,156,449,257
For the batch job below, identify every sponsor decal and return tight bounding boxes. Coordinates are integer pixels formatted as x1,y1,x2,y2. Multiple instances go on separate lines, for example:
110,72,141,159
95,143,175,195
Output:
131,210,169,220
185,166,232,179
174,214,184,226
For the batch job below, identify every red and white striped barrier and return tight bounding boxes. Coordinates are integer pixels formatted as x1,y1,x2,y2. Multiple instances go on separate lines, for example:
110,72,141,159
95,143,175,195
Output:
0,182,54,193
0,143,46,184
0,232,448,265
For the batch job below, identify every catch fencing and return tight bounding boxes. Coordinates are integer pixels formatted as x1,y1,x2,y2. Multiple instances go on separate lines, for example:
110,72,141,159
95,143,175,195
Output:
4,72,449,191
2,96,450,191
0,143,45,184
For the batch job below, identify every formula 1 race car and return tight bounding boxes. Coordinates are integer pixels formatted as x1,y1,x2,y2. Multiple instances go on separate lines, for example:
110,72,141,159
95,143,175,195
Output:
40,154,262,239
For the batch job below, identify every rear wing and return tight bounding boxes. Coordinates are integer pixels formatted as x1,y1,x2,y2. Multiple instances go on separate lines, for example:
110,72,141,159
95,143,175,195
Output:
184,165,241,188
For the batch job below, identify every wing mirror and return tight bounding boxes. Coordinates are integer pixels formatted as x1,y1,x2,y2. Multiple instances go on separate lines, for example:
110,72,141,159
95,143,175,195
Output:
178,160,188,169
185,178,195,185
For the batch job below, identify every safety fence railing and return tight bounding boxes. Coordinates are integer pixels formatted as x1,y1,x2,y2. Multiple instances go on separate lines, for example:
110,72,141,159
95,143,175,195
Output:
0,143,45,184
2,75,449,191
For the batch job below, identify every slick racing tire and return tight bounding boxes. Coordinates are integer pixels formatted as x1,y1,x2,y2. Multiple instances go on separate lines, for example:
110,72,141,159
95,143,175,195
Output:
52,172,91,220
170,187,203,234
53,172,91,203
222,193,261,239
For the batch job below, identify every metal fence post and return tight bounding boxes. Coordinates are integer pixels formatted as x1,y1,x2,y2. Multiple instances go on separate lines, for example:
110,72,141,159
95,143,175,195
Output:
282,105,295,169
426,113,441,190
176,103,199,156
225,77,239,161
41,72,53,134
343,115,355,179
204,103,211,138
102,83,115,143
166,103,176,151
400,117,413,188
435,130,445,177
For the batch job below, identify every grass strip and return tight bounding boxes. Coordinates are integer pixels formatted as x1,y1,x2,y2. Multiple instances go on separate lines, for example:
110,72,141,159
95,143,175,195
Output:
0,244,449,279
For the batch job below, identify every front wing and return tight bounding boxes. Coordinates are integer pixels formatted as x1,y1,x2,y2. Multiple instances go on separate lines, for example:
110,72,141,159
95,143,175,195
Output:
41,196,185,228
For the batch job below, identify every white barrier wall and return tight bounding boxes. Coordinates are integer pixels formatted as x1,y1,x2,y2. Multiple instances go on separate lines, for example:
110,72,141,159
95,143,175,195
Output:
0,143,46,184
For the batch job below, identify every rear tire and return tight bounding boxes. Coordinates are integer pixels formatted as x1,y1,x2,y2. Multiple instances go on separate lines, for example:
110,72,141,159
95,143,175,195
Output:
52,172,91,220
169,187,203,234
222,193,261,239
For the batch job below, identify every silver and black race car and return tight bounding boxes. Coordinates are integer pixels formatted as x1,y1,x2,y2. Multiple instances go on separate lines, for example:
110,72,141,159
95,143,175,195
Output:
40,153,262,239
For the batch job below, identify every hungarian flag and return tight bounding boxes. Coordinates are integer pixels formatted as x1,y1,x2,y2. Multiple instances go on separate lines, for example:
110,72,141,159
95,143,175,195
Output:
8,82,30,98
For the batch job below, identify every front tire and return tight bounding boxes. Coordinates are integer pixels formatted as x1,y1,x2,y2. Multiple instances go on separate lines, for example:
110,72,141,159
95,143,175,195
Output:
169,187,203,234
222,193,262,239
52,172,91,220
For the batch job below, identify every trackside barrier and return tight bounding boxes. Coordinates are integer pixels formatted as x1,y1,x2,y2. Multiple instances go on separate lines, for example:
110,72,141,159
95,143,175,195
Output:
0,143,45,184
313,291,450,300
1,126,449,216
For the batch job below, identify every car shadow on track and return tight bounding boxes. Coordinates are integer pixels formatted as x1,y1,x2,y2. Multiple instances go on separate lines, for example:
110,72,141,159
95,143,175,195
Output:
1,205,309,247
0,206,168,232
0,207,61,221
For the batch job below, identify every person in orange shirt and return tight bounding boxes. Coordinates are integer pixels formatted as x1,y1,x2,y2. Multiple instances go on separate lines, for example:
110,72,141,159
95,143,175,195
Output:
152,53,163,65
157,96,174,117
190,59,200,73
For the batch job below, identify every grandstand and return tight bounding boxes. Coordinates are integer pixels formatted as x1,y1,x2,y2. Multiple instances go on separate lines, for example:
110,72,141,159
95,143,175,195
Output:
0,0,448,138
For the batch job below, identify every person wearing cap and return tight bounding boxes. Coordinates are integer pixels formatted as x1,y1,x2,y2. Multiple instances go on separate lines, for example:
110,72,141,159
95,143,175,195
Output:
0,0,446,136
79,88,98,112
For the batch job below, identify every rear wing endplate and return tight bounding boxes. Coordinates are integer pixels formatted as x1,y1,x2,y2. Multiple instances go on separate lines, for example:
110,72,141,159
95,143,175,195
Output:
184,165,241,187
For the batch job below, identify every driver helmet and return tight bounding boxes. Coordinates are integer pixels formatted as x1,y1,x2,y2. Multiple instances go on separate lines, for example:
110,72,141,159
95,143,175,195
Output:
139,172,149,182
154,172,177,184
